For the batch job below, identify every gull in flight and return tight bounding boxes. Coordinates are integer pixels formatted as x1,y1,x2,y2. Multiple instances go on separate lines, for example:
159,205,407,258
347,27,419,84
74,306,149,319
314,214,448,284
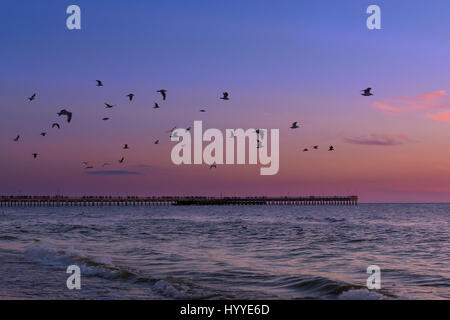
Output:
210,164,217,169
303,148,309,152
361,88,373,96
123,144,129,150
32,153,38,159
290,122,299,129
96,80,103,87
104,103,115,108
40,132,46,137
199,109,206,112
102,117,109,121
57,109,72,123
119,157,125,163
28,93,36,101
52,123,60,129
13,135,20,142
220,92,229,100
154,103,160,109
157,89,167,100
126,94,135,101
313,145,319,150
328,145,334,151
85,166,94,169
154,140,159,144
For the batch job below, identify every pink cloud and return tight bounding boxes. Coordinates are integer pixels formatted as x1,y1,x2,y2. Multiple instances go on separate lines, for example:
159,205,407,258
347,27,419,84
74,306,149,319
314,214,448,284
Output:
427,110,450,123
373,90,448,113
344,133,416,146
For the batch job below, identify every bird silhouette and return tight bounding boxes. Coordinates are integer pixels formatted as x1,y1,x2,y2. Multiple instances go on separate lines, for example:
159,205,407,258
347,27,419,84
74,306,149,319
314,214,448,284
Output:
210,164,217,169
220,92,229,100
186,127,191,132
290,122,299,129
154,103,160,109
126,93,135,101
157,89,167,100
154,140,159,144
96,80,103,87
13,135,20,142
104,103,115,108
32,153,38,159
123,144,129,149
52,123,60,129
199,109,206,112
85,166,93,169
102,117,109,121
40,132,46,137
328,145,334,151
57,109,72,123
361,88,373,96
313,145,319,150
119,157,125,163
303,148,309,152
28,93,36,101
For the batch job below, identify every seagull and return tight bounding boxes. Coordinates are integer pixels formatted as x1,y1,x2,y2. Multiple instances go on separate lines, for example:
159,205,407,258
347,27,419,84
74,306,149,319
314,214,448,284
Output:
328,145,334,151
32,153,38,159
157,89,167,100
40,132,47,137
96,80,103,87
85,166,94,169
123,144,129,149
361,88,373,96
57,109,72,123
13,135,20,142
313,145,319,150
126,94,135,101
303,148,309,152
119,157,125,163
52,123,60,129
28,93,36,101
154,140,159,144
199,109,206,112
210,164,217,169
186,127,191,132
102,117,109,121
104,103,115,108
153,103,160,109
290,122,299,129
220,92,229,100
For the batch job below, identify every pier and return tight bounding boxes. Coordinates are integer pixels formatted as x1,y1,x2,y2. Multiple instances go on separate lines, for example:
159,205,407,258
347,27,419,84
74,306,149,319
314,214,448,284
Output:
0,195,357,206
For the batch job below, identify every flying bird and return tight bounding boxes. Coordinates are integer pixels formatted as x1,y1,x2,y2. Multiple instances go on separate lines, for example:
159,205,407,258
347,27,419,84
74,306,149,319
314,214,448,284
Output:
154,140,159,144
328,145,334,151
40,132,47,137
52,123,60,129
210,164,217,169
119,157,125,163
303,148,309,152
199,109,206,112
186,127,191,132
157,89,167,100
290,122,299,129
220,92,229,100
102,117,109,121
153,103,160,109
13,135,20,142
57,109,72,123
28,93,36,101
96,80,103,87
123,144,129,149
104,103,115,108
361,88,373,96
313,145,319,150
126,93,135,101
85,166,94,169
32,153,38,159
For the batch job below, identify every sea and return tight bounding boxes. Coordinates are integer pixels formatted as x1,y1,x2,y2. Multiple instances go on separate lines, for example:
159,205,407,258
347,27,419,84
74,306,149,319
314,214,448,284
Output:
0,204,448,299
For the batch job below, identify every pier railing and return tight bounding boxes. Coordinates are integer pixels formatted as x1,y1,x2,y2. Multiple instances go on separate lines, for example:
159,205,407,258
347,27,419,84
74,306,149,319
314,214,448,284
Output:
0,196,358,206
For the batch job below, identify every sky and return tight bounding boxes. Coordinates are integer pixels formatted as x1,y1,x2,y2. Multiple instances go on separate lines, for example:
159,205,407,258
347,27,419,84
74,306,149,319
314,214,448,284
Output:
1,0,450,202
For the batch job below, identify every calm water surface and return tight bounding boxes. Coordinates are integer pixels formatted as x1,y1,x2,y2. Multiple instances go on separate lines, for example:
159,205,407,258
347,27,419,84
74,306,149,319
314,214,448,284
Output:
0,204,448,299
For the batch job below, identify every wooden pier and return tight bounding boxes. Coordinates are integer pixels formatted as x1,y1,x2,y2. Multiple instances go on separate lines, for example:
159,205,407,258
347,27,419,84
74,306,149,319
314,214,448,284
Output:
0,196,358,207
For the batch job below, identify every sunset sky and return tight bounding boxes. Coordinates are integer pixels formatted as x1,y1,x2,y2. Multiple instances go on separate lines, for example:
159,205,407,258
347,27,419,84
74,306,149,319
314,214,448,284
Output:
1,0,450,202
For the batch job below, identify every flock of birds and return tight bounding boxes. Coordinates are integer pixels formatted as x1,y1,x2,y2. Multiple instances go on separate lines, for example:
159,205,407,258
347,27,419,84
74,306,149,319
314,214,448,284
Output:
12,82,374,169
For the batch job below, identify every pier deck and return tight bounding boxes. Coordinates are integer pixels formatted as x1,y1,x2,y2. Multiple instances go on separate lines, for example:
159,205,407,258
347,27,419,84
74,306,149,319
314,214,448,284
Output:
0,196,358,206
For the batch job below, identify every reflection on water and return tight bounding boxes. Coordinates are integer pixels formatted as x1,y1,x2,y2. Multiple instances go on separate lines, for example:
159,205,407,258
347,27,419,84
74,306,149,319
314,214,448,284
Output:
0,204,448,299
